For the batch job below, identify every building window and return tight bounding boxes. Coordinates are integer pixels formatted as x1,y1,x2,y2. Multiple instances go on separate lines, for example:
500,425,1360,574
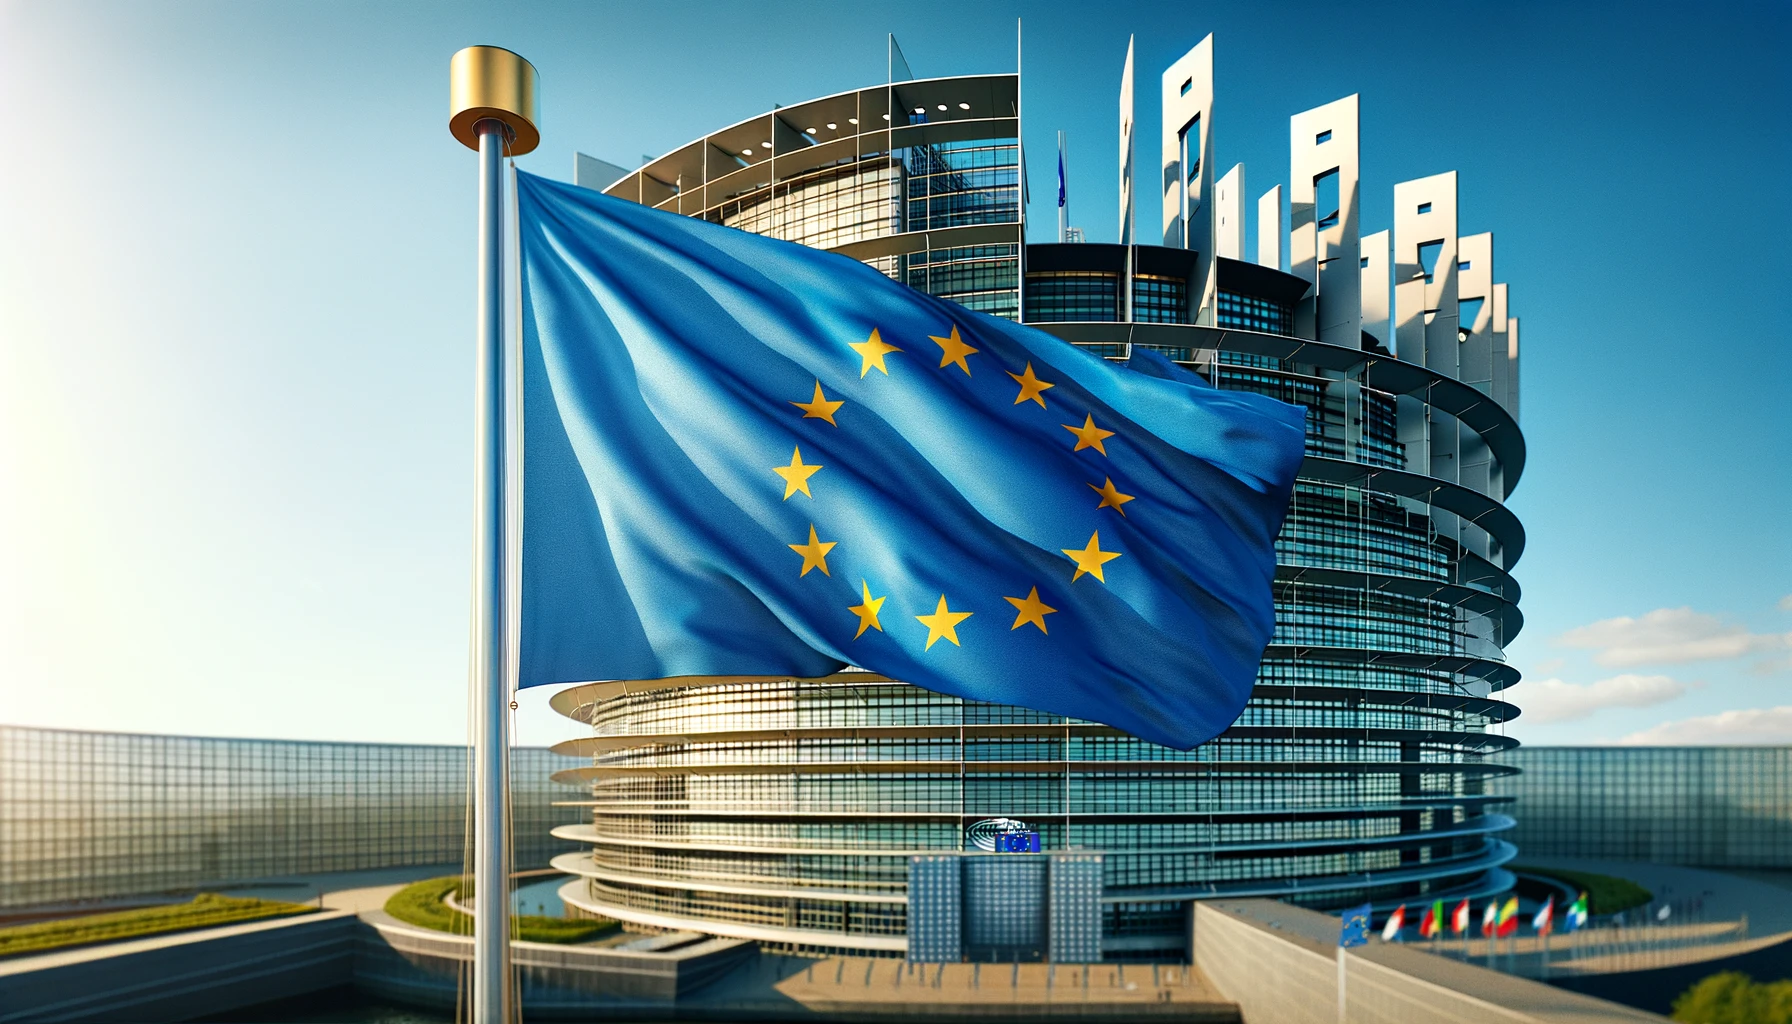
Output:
1132,274,1187,324
907,245,1019,321
1216,291,1294,336
1315,169,1340,230
902,141,1020,233
1023,271,1118,323
1417,241,1445,284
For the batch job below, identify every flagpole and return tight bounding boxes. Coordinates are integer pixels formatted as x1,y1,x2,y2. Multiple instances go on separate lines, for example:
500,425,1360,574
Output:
449,46,540,1024
1057,130,1068,242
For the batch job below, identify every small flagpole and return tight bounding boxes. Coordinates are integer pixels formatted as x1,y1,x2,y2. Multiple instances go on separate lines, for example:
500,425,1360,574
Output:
449,46,540,1024
1335,945,1346,1024
1057,130,1068,242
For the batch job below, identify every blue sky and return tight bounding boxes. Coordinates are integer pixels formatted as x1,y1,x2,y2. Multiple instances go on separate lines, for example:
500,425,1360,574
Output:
1,1,1786,748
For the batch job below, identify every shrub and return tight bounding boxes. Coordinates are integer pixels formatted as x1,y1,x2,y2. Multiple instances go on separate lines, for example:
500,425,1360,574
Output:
0,893,315,957
382,876,616,945
1672,971,1792,1024
1508,865,1653,915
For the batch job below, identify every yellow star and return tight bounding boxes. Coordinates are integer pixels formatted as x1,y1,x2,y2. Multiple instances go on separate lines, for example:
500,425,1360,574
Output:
848,580,886,639
790,381,844,426
1007,361,1055,407
772,447,823,500
1003,587,1058,633
850,328,900,378
915,594,973,650
788,524,836,577
929,324,979,376
1062,531,1122,583
1088,477,1136,516
1061,414,1116,455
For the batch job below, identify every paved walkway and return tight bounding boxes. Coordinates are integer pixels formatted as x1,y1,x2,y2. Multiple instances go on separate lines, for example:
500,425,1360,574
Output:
223,863,460,908
689,953,1236,1017
1517,857,1792,934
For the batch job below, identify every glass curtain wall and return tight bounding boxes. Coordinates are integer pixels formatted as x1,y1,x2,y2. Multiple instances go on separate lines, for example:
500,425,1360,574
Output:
0,726,583,908
1491,747,1792,866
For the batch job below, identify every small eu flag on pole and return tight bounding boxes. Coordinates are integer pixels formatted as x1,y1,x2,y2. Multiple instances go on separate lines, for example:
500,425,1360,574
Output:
1057,141,1067,208
513,172,1304,750
1339,903,1371,948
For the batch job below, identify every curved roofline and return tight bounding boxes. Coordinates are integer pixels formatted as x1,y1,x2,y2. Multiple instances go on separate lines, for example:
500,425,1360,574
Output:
608,72,1020,201
651,72,1017,159
553,758,1519,783
548,690,1516,756
556,793,1516,817
1034,320,1527,492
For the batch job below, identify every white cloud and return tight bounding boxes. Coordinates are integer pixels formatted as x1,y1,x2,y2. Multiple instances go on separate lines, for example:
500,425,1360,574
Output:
1617,706,1792,746
1554,607,1791,668
1518,674,1685,724
1780,594,1792,612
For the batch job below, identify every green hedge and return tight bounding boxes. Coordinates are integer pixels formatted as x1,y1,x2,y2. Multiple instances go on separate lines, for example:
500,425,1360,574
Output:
382,876,617,945
0,893,315,958
1509,865,1653,916
1673,971,1792,1023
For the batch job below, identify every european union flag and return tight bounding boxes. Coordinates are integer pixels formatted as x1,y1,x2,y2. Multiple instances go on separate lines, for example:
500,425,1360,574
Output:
515,171,1303,750
1339,903,1372,948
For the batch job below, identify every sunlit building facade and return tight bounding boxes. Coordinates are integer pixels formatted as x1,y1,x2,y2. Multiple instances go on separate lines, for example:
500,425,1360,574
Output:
551,35,1527,960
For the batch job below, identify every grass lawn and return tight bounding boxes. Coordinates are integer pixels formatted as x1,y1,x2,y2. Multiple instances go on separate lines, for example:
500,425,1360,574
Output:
1510,864,1654,915
0,894,316,958
383,876,618,944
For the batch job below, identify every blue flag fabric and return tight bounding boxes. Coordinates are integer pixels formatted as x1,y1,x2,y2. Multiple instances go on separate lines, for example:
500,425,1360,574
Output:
1339,903,1372,948
514,170,1304,750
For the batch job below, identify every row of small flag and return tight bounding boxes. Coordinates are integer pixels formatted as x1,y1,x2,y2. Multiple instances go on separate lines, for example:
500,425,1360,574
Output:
1340,893,1589,946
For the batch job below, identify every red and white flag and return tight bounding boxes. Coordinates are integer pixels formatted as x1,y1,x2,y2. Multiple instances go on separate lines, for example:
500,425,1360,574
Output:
1533,896,1555,937
1451,898,1471,935
1481,900,1499,937
1381,904,1406,942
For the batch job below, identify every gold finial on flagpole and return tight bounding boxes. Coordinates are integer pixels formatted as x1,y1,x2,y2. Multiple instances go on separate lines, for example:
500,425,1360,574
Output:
449,46,540,154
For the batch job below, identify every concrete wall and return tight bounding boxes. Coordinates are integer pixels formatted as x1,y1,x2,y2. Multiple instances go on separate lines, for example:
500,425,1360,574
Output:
0,911,357,1024
357,911,754,1017
1190,899,1668,1024
1190,901,1339,1024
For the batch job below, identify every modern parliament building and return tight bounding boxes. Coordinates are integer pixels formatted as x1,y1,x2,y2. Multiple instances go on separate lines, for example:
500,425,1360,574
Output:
545,34,1527,962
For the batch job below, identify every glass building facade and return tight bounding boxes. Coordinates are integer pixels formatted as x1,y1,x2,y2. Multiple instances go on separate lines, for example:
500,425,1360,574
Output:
558,69,1526,960
1490,747,1792,867
0,725,583,908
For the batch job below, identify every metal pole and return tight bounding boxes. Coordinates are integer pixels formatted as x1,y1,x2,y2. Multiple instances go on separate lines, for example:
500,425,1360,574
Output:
1057,130,1067,242
471,116,511,1024
450,46,536,1023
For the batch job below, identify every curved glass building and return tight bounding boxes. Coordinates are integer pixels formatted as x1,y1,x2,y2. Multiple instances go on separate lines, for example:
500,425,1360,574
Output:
549,39,1526,961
